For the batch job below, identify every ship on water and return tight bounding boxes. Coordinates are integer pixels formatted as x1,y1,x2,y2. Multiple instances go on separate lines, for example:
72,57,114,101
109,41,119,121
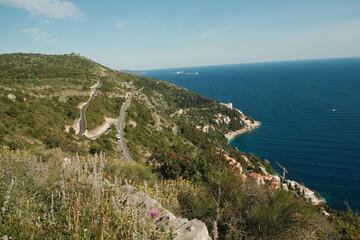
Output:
173,71,199,75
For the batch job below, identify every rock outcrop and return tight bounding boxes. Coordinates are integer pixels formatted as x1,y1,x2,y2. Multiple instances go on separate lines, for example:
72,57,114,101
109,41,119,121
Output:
7,93,16,101
286,180,326,205
119,185,212,240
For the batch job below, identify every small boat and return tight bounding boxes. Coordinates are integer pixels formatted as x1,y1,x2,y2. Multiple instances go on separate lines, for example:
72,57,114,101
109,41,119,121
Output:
332,109,336,112
185,72,199,75
173,71,184,74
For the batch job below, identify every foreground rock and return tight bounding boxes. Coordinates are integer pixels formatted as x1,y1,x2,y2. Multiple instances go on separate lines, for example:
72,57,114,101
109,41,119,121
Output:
7,93,16,101
119,185,212,240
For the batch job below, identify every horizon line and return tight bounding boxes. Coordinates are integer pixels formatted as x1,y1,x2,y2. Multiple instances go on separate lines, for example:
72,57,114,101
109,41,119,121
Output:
140,56,360,71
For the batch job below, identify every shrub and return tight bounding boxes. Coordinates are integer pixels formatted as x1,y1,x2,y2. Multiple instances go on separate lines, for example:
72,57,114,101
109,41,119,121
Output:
104,160,158,186
89,146,103,155
332,206,360,240
5,106,18,117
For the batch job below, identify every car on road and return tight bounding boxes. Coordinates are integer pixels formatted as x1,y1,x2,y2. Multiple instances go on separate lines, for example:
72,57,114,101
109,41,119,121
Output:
116,134,121,141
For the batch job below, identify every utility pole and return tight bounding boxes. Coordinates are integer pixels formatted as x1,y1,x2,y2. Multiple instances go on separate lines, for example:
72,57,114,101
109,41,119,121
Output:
275,161,288,183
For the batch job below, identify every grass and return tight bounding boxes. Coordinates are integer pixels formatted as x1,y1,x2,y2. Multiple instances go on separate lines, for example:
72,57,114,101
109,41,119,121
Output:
0,147,175,239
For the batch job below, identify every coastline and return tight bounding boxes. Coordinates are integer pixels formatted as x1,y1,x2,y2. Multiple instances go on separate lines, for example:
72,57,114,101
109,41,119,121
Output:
225,120,261,141
224,120,326,206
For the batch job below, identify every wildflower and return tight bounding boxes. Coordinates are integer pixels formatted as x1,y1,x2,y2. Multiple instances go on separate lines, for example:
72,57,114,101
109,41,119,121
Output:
150,210,158,219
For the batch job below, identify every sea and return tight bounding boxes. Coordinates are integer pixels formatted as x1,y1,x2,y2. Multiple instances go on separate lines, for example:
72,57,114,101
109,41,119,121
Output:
145,57,360,211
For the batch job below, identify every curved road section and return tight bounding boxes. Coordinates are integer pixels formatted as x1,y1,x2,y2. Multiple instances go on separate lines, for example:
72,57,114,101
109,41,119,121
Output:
77,78,103,136
116,91,139,162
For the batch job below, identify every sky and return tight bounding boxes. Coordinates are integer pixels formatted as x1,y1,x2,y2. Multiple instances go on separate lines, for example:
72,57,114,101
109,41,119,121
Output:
1,0,360,70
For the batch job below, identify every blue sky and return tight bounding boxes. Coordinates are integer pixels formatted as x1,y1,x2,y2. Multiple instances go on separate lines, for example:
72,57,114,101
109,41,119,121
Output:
1,0,360,70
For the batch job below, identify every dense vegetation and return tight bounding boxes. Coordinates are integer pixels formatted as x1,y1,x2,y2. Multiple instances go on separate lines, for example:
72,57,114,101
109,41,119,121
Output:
1,53,359,239
0,53,97,79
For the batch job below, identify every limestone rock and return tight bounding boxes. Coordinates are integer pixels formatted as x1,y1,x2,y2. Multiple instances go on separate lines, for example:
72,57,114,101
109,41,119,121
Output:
177,219,211,240
119,185,212,240
62,157,71,168
281,183,288,191
129,120,137,128
7,94,16,101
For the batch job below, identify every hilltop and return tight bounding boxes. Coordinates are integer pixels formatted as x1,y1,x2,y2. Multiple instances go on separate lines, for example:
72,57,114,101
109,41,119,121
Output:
0,53,359,239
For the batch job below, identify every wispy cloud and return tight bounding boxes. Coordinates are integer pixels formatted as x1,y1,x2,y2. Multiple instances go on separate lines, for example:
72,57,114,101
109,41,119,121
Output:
17,28,57,43
114,21,126,29
0,0,82,20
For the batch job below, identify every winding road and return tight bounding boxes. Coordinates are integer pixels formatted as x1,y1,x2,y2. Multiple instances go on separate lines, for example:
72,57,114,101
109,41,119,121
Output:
75,76,139,162
116,91,138,162
77,78,103,136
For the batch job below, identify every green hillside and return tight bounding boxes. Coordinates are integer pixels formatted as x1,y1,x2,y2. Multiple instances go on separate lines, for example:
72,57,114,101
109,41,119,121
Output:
0,53,132,158
0,53,359,239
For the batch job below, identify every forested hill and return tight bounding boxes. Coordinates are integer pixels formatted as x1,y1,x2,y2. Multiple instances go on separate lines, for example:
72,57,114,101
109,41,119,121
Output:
0,53,358,239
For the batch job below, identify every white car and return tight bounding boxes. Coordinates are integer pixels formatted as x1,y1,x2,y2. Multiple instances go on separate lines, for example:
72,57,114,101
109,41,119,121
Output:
116,134,121,141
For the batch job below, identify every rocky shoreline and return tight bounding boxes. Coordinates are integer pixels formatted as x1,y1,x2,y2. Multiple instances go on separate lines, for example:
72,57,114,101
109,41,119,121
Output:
223,105,326,208
221,102,261,141
225,121,261,140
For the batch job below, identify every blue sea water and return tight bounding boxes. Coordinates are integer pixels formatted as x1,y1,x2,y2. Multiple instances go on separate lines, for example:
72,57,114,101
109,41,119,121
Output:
145,58,360,211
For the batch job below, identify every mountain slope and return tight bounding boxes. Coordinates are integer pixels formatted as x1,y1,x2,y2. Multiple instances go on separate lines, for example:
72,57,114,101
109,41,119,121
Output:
1,53,357,239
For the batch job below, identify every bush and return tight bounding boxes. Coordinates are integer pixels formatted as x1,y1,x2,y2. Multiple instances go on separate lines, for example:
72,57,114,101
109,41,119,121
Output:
69,128,76,135
5,106,18,117
5,141,24,150
104,160,158,186
43,134,79,153
331,206,360,240
89,146,103,155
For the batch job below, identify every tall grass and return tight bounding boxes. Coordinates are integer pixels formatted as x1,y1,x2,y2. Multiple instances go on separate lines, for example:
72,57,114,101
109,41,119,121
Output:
0,147,174,239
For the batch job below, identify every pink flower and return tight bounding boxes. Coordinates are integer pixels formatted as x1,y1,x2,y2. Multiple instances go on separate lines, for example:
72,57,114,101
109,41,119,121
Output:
150,210,158,219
